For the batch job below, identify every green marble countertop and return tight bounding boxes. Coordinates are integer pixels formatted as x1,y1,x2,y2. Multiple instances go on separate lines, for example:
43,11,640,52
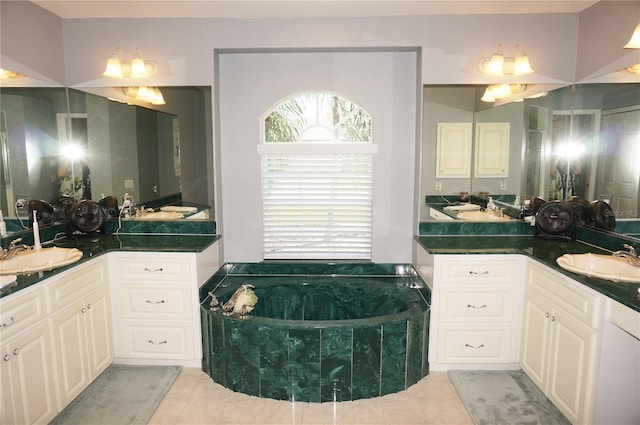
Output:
0,233,220,299
415,235,640,314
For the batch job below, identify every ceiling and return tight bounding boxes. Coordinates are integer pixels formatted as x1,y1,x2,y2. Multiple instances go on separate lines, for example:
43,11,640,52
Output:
32,0,601,19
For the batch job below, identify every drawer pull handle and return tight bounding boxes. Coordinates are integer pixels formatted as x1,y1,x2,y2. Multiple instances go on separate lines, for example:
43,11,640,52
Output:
146,299,166,304
467,304,487,309
1,317,15,328
3,354,9,362
468,270,490,275
144,267,164,272
148,340,167,345
464,343,485,349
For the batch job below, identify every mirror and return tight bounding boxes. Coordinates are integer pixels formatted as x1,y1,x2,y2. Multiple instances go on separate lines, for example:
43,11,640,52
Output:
421,79,640,232
0,85,213,225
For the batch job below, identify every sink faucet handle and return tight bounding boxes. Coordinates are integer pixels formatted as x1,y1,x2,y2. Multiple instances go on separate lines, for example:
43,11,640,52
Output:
8,238,23,249
623,244,637,257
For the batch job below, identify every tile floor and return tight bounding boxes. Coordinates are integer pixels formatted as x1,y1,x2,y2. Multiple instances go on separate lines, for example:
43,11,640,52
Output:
148,368,473,425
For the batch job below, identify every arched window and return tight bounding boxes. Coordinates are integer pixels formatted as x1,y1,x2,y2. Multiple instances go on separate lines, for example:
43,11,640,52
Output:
258,91,376,260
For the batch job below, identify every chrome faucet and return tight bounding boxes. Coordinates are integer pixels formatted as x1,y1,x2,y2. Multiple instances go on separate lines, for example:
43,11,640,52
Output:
613,244,640,267
0,238,31,261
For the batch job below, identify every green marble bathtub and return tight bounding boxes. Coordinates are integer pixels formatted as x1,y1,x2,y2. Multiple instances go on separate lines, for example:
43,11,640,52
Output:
200,263,430,402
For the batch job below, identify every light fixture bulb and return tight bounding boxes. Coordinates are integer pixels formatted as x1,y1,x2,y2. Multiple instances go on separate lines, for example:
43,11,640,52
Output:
624,23,640,49
151,87,166,105
102,49,123,78
514,45,534,75
137,86,153,101
481,86,496,102
486,44,504,76
130,49,148,77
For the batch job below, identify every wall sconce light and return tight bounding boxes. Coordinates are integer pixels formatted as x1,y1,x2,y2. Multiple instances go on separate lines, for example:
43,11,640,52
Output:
103,48,157,78
123,86,166,105
624,23,640,49
623,64,640,74
479,44,534,76
481,83,527,102
0,68,23,79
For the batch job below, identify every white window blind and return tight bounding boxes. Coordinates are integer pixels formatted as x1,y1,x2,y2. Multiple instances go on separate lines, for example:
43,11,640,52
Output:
260,91,374,260
260,147,375,260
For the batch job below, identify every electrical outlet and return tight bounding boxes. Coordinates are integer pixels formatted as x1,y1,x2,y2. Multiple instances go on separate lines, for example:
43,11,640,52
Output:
435,180,442,191
500,179,507,190
15,197,27,208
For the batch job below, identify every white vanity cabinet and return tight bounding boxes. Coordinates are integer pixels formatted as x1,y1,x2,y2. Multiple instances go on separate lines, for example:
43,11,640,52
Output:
520,260,604,425
111,243,218,365
430,254,524,368
48,258,113,409
0,288,57,425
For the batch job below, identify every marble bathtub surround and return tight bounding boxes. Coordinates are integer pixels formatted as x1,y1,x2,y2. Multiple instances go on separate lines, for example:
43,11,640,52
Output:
200,264,431,402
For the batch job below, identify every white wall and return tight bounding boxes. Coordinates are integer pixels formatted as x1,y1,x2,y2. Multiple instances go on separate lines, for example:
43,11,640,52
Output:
57,14,584,88
217,50,418,263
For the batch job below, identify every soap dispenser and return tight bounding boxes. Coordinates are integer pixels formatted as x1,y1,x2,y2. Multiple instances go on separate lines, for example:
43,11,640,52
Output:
487,197,495,210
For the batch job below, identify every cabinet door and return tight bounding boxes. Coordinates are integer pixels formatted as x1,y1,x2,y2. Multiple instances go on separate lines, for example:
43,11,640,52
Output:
474,122,510,177
547,310,598,425
84,288,113,379
0,322,57,425
520,291,552,389
50,300,90,408
436,123,472,178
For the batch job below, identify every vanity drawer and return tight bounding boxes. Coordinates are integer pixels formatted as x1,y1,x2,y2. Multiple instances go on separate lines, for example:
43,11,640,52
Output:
438,257,516,285
47,259,107,310
119,284,192,320
120,321,194,359
436,325,512,363
0,288,47,339
115,256,192,283
439,287,516,323
527,262,602,328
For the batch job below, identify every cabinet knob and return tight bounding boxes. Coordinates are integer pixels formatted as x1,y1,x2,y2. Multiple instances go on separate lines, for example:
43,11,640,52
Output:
3,354,10,362
12,348,19,356
87,304,93,310
81,307,86,313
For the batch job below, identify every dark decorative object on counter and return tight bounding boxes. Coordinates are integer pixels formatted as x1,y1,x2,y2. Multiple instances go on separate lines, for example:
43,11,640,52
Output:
68,200,107,236
98,195,119,219
534,201,576,241
28,199,55,227
586,200,616,231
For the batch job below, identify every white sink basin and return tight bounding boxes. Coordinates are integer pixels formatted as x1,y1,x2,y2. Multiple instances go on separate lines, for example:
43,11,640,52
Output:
457,211,511,221
0,247,83,275
1,274,17,289
556,253,640,283
133,211,183,220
